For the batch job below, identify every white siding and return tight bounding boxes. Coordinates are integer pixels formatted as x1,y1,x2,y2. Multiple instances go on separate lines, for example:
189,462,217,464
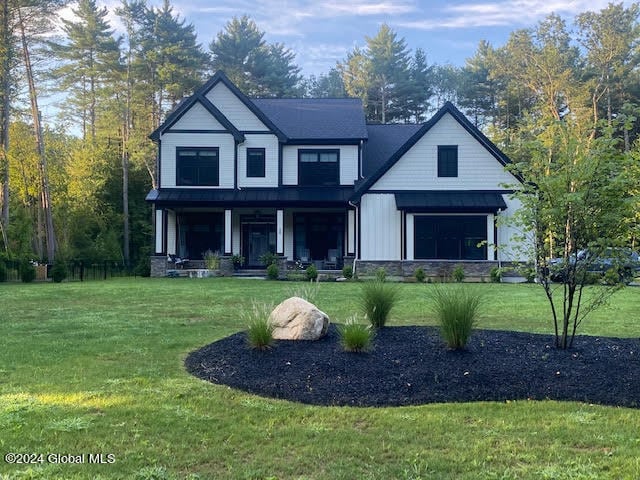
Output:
160,132,235,188
237,134,279,187
205,82,269,131
497,195,530,262
360,194,401,260
282,145,359,185
171,101,224,130
372,113,519,191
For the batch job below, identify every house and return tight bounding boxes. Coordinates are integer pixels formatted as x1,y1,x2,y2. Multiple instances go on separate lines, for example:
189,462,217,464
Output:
146,71,524,278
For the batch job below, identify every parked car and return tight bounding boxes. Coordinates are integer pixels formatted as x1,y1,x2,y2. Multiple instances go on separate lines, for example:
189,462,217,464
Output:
547,248,640,283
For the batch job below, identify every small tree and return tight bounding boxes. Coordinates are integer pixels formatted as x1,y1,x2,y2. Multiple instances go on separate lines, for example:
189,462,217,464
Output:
509,116,633,349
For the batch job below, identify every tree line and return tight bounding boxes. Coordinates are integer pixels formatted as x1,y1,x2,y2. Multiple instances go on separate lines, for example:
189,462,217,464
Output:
0,1,638,275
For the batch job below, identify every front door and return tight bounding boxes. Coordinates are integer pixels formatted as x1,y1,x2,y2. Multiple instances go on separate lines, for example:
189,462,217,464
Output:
242,223,276,267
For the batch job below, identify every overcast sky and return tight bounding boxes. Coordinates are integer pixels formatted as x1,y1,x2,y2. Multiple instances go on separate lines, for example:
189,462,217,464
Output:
57,0,635,76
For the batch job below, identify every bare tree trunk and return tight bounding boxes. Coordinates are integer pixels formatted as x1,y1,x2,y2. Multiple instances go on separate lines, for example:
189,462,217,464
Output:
0,0,10,251
18,7,55,262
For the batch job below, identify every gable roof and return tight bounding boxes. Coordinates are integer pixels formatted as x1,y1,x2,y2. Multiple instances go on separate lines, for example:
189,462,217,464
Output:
252,98,368,143
352,102,518,201
150,71,368,144
149,71,286,143
362,124,422,177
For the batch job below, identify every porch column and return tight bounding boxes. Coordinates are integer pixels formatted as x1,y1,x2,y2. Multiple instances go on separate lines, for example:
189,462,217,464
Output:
487,213,495,261
224,209,232,255
154,209,164,254
167,210,176,255
347,209,356,255
276,209,284,255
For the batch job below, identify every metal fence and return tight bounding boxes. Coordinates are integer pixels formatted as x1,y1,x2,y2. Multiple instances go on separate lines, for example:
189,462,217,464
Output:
0,260,132,283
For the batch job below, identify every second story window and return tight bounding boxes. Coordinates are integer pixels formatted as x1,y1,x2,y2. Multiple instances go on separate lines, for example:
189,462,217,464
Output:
246,148,266,178
437,145,458,178
176,147,219,186
298,149,339,186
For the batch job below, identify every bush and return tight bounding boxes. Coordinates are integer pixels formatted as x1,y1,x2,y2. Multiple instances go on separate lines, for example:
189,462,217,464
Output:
375,267,387,281
342,265,353,280
20,261,36,283
259,252,277,266
338,316,374,352
266,263,279,280
133,256,151,277
50,260,68,283
203,250,220,269
414,267,426,283
452,264,465,283
306,264,318,281
244,302,275,350
489,266,502,283
429,285,483,350
360,280,399,328
0,260,6,282
603,267,621,286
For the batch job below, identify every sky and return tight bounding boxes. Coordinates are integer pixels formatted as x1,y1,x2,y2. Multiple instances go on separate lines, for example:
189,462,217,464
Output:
71,0,636,78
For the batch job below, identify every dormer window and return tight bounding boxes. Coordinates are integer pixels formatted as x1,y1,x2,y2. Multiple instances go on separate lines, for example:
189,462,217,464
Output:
437,145,458,177
176,147,219,186
298,149,339,186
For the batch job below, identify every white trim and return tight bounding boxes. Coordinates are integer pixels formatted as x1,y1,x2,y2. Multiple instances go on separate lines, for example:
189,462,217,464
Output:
155,209,164,254
167,210,176,255
347,210,356,255
486,213,495,261
276,209,284,254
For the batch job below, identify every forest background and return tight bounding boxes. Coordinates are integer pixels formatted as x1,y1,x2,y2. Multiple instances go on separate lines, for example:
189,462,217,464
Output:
0,0,639,274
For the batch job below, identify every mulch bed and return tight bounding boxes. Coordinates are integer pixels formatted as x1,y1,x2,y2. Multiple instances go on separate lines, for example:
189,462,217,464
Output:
185,325,640,408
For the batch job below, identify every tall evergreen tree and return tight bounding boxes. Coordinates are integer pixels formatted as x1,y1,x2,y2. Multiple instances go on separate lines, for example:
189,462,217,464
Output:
304,68,345,98
48,0,121,142
209,15,301,97
405,48,432,122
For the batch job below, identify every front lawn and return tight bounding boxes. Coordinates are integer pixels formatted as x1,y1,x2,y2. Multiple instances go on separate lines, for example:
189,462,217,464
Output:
1,278,639,479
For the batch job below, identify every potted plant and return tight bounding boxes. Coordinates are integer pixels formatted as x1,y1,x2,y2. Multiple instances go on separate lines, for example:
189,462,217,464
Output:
231,254,245,270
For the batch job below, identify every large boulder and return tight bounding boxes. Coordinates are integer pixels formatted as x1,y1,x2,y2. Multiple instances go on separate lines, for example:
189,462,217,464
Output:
269,297,330,341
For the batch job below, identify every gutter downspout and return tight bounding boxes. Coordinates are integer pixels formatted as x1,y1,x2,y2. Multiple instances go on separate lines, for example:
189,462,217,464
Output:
349,200,358,277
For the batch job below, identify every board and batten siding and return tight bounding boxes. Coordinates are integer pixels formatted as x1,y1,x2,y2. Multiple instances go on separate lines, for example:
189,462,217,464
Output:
371,113,518,191
170,101,225,130
160,132,235,188
282,145,359,185
237,134,279,187
205,83,269,132
497,195,528,262
360,194,401,260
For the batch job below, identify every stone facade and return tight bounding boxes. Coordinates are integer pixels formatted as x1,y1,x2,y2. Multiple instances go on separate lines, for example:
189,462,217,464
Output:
354,260,520,281
150,256,167,277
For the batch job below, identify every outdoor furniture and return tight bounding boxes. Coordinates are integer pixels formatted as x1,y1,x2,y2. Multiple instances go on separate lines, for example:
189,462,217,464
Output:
168,254,189,269
324,249,338,269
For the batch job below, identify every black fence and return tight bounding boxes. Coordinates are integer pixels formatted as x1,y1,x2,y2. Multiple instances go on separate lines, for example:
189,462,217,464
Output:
0,260,133,283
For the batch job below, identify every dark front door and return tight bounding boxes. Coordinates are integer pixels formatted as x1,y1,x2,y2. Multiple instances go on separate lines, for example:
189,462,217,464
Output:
242,223,276,267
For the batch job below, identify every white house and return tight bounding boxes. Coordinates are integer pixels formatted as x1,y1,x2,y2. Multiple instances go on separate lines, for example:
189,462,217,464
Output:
147,71,524,277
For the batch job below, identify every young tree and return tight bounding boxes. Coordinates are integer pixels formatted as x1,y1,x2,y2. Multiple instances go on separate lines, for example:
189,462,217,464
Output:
509,115,633,349
0,0,10,251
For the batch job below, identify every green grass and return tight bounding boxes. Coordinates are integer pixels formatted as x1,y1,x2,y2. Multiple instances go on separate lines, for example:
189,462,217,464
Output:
0,278,639,479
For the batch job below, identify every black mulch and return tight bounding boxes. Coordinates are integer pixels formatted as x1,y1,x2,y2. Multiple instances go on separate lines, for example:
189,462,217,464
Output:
185,325,640,408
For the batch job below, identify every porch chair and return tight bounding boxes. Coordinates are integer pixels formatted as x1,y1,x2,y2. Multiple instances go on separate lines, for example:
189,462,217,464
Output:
167,254,190,269
324,249,338,270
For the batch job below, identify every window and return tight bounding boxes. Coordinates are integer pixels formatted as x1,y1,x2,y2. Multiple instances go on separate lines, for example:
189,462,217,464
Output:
298,149,339,186
294,213,344,266
176,147,219,186
414,215,486,260
246,148,266,178
177,213,224,259
437,145,458,177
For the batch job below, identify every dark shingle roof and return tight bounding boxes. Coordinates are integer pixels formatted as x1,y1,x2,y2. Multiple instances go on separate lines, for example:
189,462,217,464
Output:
394,191,508,213
362,124,423,177
252,98,368,142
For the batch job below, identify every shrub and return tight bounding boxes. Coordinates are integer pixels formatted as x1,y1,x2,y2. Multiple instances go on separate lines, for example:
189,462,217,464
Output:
0,260,6,282
414,267,426,283
306,264,318,281
452,264,465,283
603,267,621,286
429,285,483,350
51,260,68,283
342,265,353,280
259,251,277,266
203,250,220,269
20,261,36,283
338,316,374,352
231,254,245,269
375,267,387,281
360,280,399,328
489,266,502,283
243,302,275,350
133,256,151,277
266,263,279,280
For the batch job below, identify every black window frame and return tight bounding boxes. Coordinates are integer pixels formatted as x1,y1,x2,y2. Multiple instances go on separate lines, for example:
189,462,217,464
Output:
298,149,340,186
414,215,487,260
176,147,220,186
437,145,458,178
246,148,266,178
